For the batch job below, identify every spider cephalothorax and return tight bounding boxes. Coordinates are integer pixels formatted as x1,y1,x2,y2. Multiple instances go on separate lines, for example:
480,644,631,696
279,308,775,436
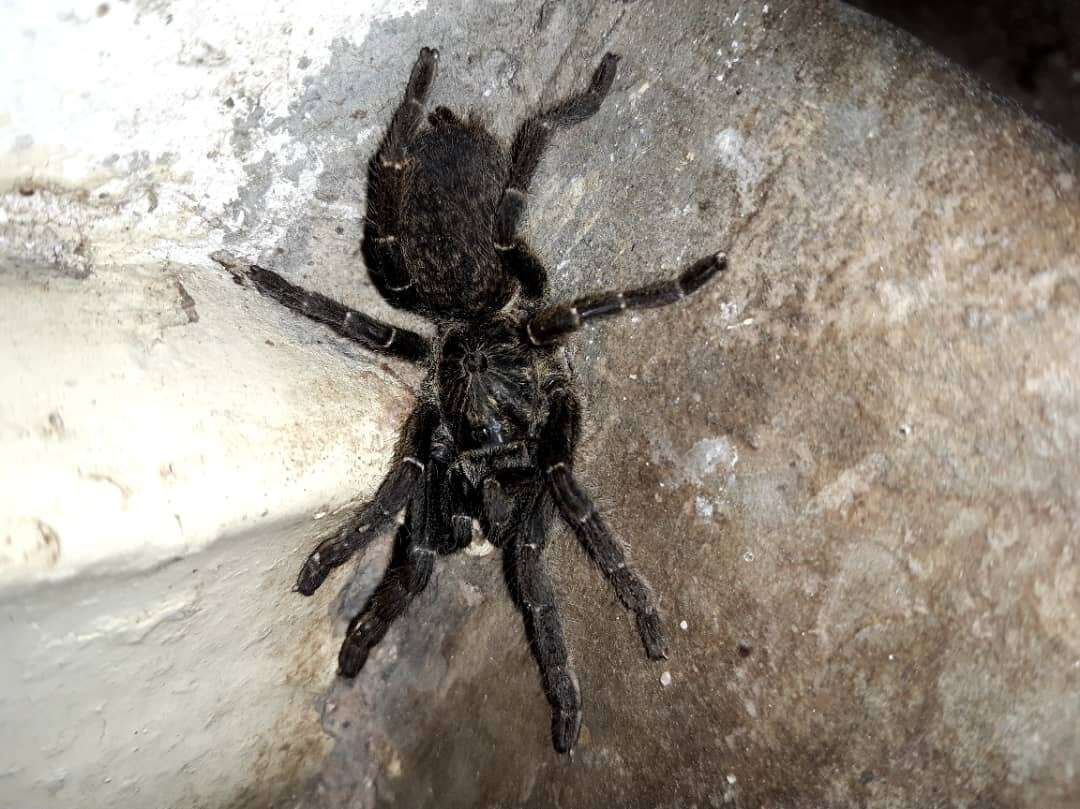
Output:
242,47,727,754
437,319,539,449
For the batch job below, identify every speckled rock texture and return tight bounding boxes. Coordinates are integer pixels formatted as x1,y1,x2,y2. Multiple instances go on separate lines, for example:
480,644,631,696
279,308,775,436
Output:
283,2,1079,808
3,0,1078,807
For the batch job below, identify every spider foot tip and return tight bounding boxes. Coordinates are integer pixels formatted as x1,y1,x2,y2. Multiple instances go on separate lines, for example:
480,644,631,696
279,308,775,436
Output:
338,646,370,678
554,737,578,757
294,567,324,596
209,250,252,285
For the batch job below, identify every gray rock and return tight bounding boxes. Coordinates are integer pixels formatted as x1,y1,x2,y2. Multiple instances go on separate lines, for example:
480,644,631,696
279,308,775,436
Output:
270,1,1080,808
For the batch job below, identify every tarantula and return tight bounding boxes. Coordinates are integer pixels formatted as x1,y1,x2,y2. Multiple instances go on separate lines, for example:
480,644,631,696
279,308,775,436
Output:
242,48,726,754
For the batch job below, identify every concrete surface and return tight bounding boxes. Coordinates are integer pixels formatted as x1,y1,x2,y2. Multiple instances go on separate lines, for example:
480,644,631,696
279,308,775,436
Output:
0,256,409,807
2,0,1078,807
1,2,420,807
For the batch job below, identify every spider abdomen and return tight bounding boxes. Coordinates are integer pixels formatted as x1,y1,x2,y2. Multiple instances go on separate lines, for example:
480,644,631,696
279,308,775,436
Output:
402,122,514,319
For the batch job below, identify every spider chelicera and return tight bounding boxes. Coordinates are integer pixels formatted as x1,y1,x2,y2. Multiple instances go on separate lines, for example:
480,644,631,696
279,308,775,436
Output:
238,47,727,753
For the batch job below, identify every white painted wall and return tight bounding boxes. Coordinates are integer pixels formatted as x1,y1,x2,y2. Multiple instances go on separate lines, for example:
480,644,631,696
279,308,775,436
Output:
0,2,426,806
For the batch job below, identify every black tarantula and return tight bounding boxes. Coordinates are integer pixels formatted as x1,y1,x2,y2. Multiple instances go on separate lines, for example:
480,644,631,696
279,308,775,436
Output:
243,48,727,754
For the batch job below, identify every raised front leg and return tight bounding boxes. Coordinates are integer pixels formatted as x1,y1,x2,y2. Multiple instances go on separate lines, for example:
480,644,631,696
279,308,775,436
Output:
525,252,727,346
498,52,621,231
365,47,439,307
295,402,438,595
505,490,583,754
493,53,621,298
538,385,669,660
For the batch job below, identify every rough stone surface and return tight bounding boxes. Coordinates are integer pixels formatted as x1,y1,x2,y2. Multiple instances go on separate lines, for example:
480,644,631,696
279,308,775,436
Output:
289,2,1080,807
3,0,1078,807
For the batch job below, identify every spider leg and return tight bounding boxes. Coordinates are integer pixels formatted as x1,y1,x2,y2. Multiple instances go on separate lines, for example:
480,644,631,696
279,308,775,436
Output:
246,265,429,363
498,52,620,232
295,403,438,595
496,239,548,300
427,105,462,129
494,52,620,298
364,47,439,307
505,490,582,754
539,385,670,659
525,252,727,346
482,477,513,530
338,470,439,676
445,463,479,552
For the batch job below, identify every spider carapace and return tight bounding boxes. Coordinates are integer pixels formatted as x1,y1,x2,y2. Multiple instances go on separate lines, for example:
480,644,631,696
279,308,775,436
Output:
244,47,728,754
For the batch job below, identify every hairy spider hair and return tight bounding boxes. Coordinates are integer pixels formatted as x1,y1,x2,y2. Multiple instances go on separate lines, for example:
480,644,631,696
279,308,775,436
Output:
238,47,728,754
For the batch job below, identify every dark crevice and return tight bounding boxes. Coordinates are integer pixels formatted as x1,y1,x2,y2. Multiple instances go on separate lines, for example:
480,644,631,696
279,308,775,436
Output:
844,0,1080,142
